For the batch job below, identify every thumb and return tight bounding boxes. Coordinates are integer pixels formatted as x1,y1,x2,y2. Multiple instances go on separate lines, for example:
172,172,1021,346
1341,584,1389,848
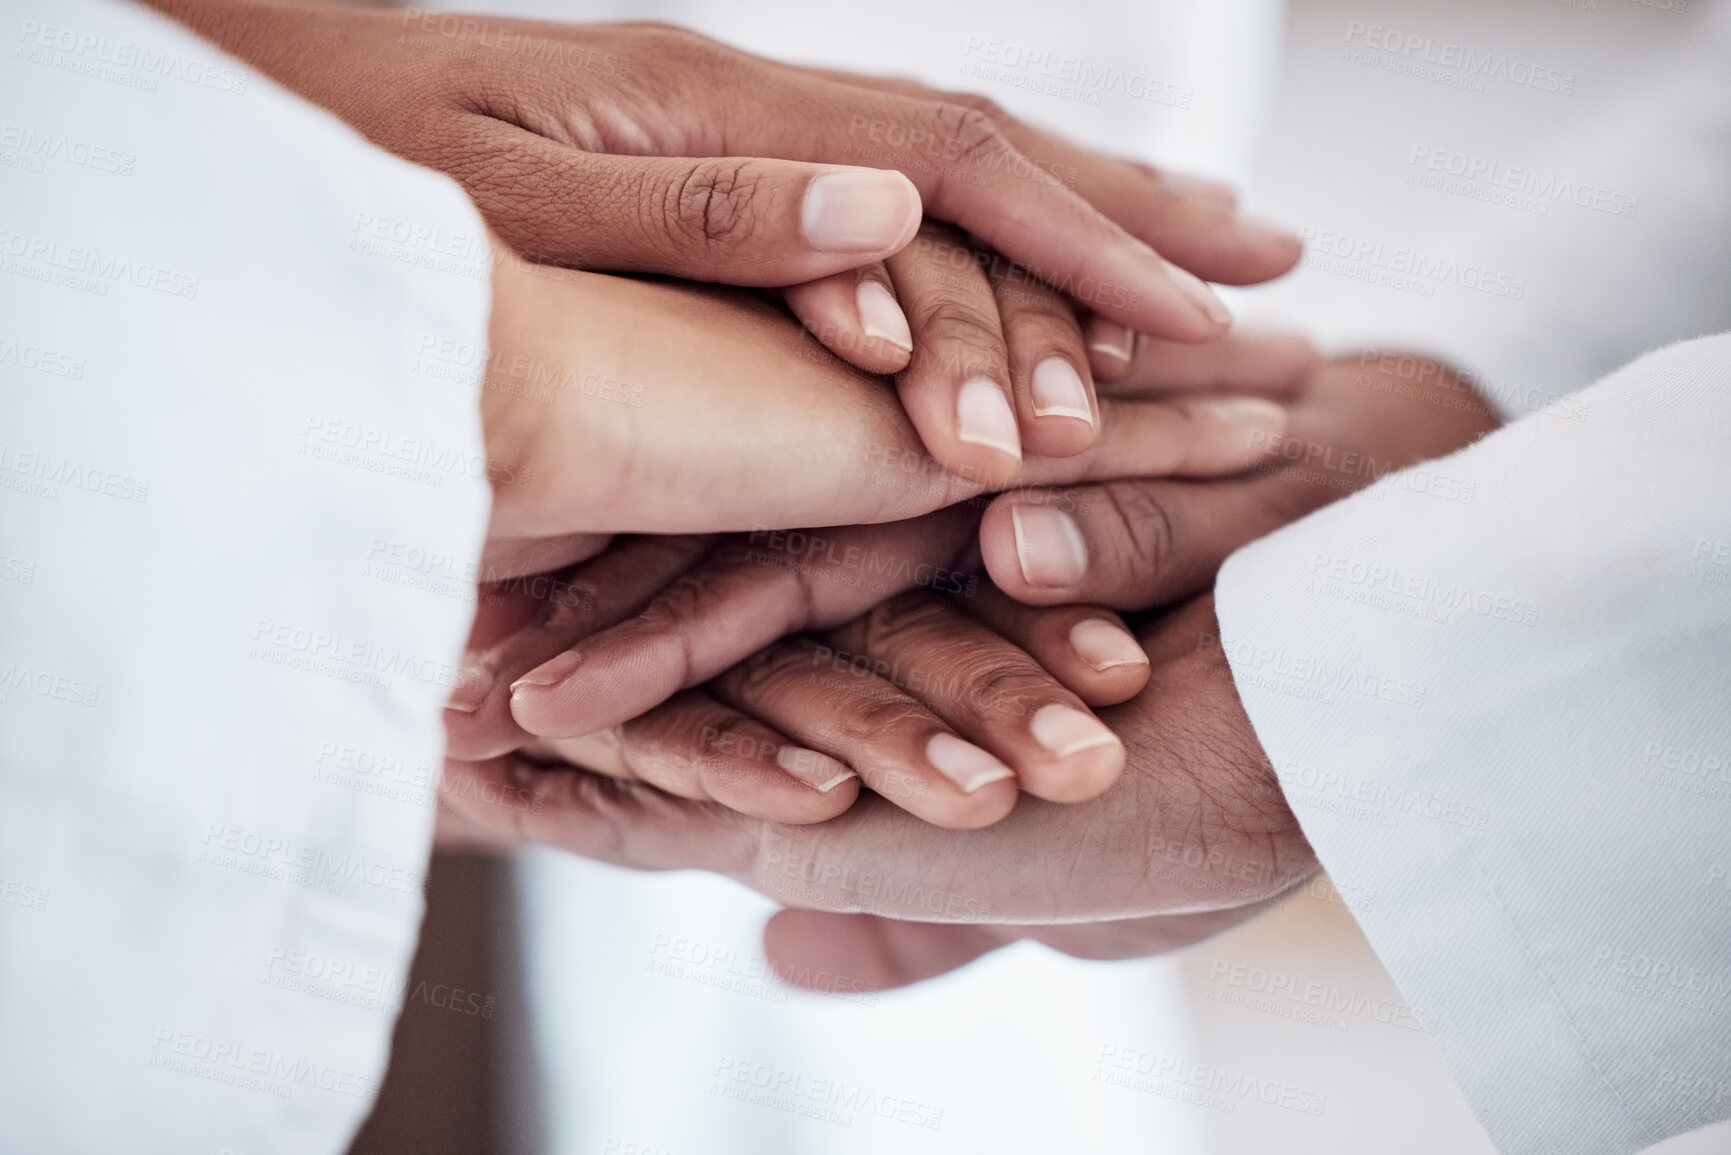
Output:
468,122,921,284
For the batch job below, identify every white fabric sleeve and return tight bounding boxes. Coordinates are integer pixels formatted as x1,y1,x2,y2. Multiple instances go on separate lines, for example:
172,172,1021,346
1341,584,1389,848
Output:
0,1,491,1151
1215,333,1731,1155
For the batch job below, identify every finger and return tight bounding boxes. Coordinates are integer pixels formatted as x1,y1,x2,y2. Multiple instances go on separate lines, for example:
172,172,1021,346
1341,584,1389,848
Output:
436,753,762,873
979,472,1318,610
1014,393,1289,489
710,636,1022,829
529,691,860,825
1092,326,1321,398
703,76,1233,338
961,586,1150,707
763,907,1274,992
791,69,1301,286
818,592,1125,804
783,263,913,374
508,510,980,740
460,119,924,285
886,224,1021,485
445,535,715,760
987,260,1099,459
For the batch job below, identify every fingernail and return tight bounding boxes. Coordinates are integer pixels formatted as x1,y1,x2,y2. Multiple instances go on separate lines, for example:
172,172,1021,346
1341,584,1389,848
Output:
777,745,858,793
511,650,581,694
956,379,1022,460
1087,322,1135,363
925,733,1015,794
1193,396,1287,429
802,169,920,253
1030,702,1121,759
1238,213,1302,250
1031,358,1093,423
1011,504,1086,588
1167,262,1233,326
1068,618,1149,672
856,279,913,352
445,665,495,713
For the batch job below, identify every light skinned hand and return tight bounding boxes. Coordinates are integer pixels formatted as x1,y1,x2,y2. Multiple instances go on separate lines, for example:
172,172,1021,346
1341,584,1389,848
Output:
478,252,1290,577
462,328,1313,743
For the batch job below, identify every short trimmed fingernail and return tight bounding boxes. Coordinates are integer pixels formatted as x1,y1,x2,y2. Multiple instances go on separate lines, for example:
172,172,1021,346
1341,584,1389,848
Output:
1167,262,1232,326
1087,322,1135,363
511,650,581,694
1193,396,1287,429
802,169,920,252
446,665,495,713
1031,358,1093,423
1030,702,1121,759
1068,618,1149,672
777,745,857,793
1011,504,1086,588
856,279,912,352
925,733,1015,794
957,379,1022,460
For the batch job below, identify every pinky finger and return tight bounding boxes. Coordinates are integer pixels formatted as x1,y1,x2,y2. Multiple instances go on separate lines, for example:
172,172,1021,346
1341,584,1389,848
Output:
962,586,1150,707
528,690,861,825
783,263,912,374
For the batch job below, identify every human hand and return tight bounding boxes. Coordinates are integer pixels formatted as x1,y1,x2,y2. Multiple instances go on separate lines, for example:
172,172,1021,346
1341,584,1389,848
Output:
436,595,1316,924
490,586,1148,829
145,1,1297,346
977,350,1503,608
457,325,1308,744
477,253,1290,576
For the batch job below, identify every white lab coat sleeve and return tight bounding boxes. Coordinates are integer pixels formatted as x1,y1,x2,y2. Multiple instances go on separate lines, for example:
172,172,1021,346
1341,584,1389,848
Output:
1214,332,1731,1155
0,1,491,1151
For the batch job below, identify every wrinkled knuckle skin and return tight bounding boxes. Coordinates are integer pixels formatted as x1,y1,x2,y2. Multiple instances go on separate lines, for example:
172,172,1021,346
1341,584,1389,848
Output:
853,590,953,646
928,103,1010,168
723,643,832,705
844,693,939,744
663,158,765,250
1096,481,1177,603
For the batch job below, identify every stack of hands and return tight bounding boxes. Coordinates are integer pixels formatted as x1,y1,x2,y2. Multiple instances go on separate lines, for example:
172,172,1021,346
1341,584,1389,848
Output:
162,2,1502,991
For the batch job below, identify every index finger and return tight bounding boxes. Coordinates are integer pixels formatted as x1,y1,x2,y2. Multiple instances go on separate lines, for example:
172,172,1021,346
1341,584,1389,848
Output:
719,75,1235,340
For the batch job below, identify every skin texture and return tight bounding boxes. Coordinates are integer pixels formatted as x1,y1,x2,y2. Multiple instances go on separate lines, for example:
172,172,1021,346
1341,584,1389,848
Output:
437,352,1502,986
143,1,1299,340
437,593,1317,923
478,255,1289,560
